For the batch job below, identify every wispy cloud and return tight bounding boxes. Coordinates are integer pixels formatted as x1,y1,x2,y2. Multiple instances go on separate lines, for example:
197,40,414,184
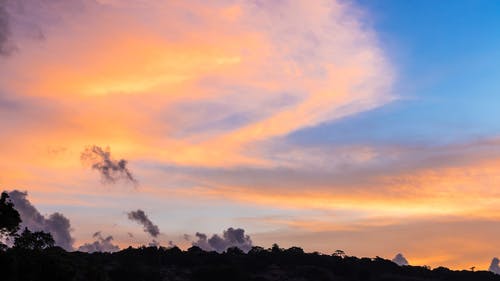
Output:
127,209,159,238
0,0,393,168
81,145,137,185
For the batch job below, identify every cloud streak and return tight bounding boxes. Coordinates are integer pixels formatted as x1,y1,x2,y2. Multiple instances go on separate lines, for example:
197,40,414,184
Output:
81,145,137,185
127,209,159,238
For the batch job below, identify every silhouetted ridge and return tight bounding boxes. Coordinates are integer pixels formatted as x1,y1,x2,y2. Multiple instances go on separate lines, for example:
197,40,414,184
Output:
1,245,499,281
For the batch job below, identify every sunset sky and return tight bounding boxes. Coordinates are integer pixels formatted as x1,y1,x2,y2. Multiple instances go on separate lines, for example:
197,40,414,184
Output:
1,0,500,270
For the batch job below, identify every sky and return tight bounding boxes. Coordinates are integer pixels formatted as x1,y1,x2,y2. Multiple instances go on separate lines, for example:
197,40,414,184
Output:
1,0,500,271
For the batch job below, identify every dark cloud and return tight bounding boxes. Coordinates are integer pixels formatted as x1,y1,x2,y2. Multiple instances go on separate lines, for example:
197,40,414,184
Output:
77,231,120,253
0,0,93,51
127,209,160,238
489,257,500,275
81,145,138,185
192,227,252,253
0,0,66,56
183,234,191,241
0,0,14,56
8,190,74,250
392,253,409,266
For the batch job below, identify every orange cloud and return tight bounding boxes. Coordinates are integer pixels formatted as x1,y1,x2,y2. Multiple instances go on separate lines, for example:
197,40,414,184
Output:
182,157,500,219
0,0,393,169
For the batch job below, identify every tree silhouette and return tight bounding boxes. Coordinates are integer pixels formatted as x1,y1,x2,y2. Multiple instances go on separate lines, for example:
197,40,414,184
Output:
271,243,284,253
0,241,499,281
248,246,265,254
286,246,305,255
226,246,244,255
14,227,55,250
333,249,346,258
0,191,21,242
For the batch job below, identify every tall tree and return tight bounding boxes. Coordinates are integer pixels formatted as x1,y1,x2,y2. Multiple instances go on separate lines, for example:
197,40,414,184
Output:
0,191,22,239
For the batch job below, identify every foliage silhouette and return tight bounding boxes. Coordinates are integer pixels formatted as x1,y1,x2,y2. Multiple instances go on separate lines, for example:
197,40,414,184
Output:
0,191,21,239
14,227,55,250
0,244,499,281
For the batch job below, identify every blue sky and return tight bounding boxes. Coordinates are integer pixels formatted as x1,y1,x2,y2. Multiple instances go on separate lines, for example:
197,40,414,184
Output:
289,0,500,146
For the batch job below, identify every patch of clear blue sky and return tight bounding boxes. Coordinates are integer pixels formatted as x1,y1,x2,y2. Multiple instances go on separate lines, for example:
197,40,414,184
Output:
288,0,500,146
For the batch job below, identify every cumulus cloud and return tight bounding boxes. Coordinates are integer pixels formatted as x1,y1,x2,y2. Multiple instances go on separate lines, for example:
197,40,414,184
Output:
192,227,252,253
81,145,137,185
127,209,160,238
392,253,409,266
8,190,74,250
77,231,120,253
489,257,500,274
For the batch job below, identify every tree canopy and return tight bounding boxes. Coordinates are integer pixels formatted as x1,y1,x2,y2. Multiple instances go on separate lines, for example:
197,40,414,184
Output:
14,228,55,250
0,191,21,239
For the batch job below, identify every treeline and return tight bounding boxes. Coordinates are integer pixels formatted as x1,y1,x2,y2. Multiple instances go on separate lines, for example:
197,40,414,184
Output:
2,192,500,281
1,244,500,281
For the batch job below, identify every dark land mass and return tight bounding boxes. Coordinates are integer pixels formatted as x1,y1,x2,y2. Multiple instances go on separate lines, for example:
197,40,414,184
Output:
1,191,499,281
1,245,499,281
